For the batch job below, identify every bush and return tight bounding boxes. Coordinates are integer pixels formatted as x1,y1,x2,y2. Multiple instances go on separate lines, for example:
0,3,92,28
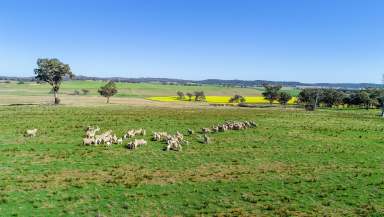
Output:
229,95,246,103
81,89,90,95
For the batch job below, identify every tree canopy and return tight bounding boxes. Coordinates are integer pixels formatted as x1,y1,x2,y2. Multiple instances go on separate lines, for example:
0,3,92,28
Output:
98,81,118,103
262,84,282,104
34,58,74,104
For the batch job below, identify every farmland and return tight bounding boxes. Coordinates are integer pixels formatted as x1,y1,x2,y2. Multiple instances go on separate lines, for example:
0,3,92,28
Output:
0,80,383,216
147,96,298,104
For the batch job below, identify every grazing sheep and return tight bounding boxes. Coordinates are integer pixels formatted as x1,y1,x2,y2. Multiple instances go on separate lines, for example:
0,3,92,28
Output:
124,128,146,139
94,135,103,145
100,130,113,138
116,138,123,145
165,137,182,151
25,129,38,137
83,138,95,146
218,125,227,132
126,139,147,149
175,131,183,140
124,130,135,139
202,128,211,133
211,126,219,133
85,126,100,138
138,128,146,136
152,132,168,141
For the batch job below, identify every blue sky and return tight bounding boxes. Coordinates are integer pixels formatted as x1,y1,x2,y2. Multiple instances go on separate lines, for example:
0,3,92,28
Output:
0,0,383,83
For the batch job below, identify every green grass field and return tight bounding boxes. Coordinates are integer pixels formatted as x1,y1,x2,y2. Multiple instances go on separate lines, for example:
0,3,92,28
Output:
0,104,383,216
0,80,270,98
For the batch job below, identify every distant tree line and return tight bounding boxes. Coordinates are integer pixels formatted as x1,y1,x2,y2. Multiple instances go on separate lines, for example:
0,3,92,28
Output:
176,91,206,101
262,84,292,106
298,88,384,112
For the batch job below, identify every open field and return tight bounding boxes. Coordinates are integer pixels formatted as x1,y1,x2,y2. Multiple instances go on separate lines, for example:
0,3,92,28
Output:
0,80,267,97
147,96,298,104
0,104,383,216
0,81,300,106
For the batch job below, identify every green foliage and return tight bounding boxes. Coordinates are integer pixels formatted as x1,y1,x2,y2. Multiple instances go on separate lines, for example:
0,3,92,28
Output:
277,92,292,106
98,81,118,103
228,94,246,103
262,84,282,104
298,88,322,110
186,92,193,101
321,89,345,107
176,91,185,100
34,58,74,104
194,91,206,101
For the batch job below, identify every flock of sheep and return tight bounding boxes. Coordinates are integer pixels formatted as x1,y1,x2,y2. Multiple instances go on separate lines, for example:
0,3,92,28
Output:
24,120,257,152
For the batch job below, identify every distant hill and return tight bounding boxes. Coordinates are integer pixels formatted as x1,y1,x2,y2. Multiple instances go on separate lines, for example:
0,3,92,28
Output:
0,75,382,89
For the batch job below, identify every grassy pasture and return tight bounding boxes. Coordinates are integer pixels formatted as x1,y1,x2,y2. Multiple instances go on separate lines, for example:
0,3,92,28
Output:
147,96,298,104
0,105,383,216
0,80,265,98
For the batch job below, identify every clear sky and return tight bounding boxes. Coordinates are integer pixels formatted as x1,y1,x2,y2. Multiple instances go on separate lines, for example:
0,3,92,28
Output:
0,0,383,83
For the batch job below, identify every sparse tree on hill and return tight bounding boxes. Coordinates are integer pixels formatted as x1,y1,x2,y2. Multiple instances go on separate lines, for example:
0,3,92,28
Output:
262,84,282,104
177,91,185,100
298,88,322,111
98,81,118,103
349,91,371,109
277,92,292,107
186,92,193,101
34,58,74,104
321,89,345,107
229,95,246,103
194,91,206,102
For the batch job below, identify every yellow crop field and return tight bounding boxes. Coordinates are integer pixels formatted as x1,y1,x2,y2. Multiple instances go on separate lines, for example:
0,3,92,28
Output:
147,96,297,104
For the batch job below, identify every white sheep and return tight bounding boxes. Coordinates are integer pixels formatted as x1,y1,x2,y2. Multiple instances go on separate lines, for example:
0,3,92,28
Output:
25,129,38,137
153,132,168,141
165,137,182,151
126,139,147,149
83,138,94,146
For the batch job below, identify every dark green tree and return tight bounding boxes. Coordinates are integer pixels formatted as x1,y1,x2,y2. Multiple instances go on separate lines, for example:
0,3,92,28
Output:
34,58,74,104
98,81,118,103
177,91,185,100
229,95,246,103
277,92,292,106
321,89,345,107
194,91,206,102
186,92,193,101
298,88,322,111
262,84,282,104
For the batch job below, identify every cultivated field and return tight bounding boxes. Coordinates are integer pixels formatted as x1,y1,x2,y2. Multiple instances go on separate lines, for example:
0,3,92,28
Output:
0,81,300,106
0,81,383,216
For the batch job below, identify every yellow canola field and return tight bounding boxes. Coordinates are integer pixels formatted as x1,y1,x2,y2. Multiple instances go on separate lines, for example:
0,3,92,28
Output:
147,96,297,104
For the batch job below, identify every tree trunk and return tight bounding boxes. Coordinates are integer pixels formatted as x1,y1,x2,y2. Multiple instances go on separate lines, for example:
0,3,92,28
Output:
54,90,60,105
107,97,110,104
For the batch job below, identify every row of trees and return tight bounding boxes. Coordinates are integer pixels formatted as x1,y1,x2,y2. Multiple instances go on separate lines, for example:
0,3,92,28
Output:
34,58,384,111
177,91,206,101
298,88,384,111
261,84,292,106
